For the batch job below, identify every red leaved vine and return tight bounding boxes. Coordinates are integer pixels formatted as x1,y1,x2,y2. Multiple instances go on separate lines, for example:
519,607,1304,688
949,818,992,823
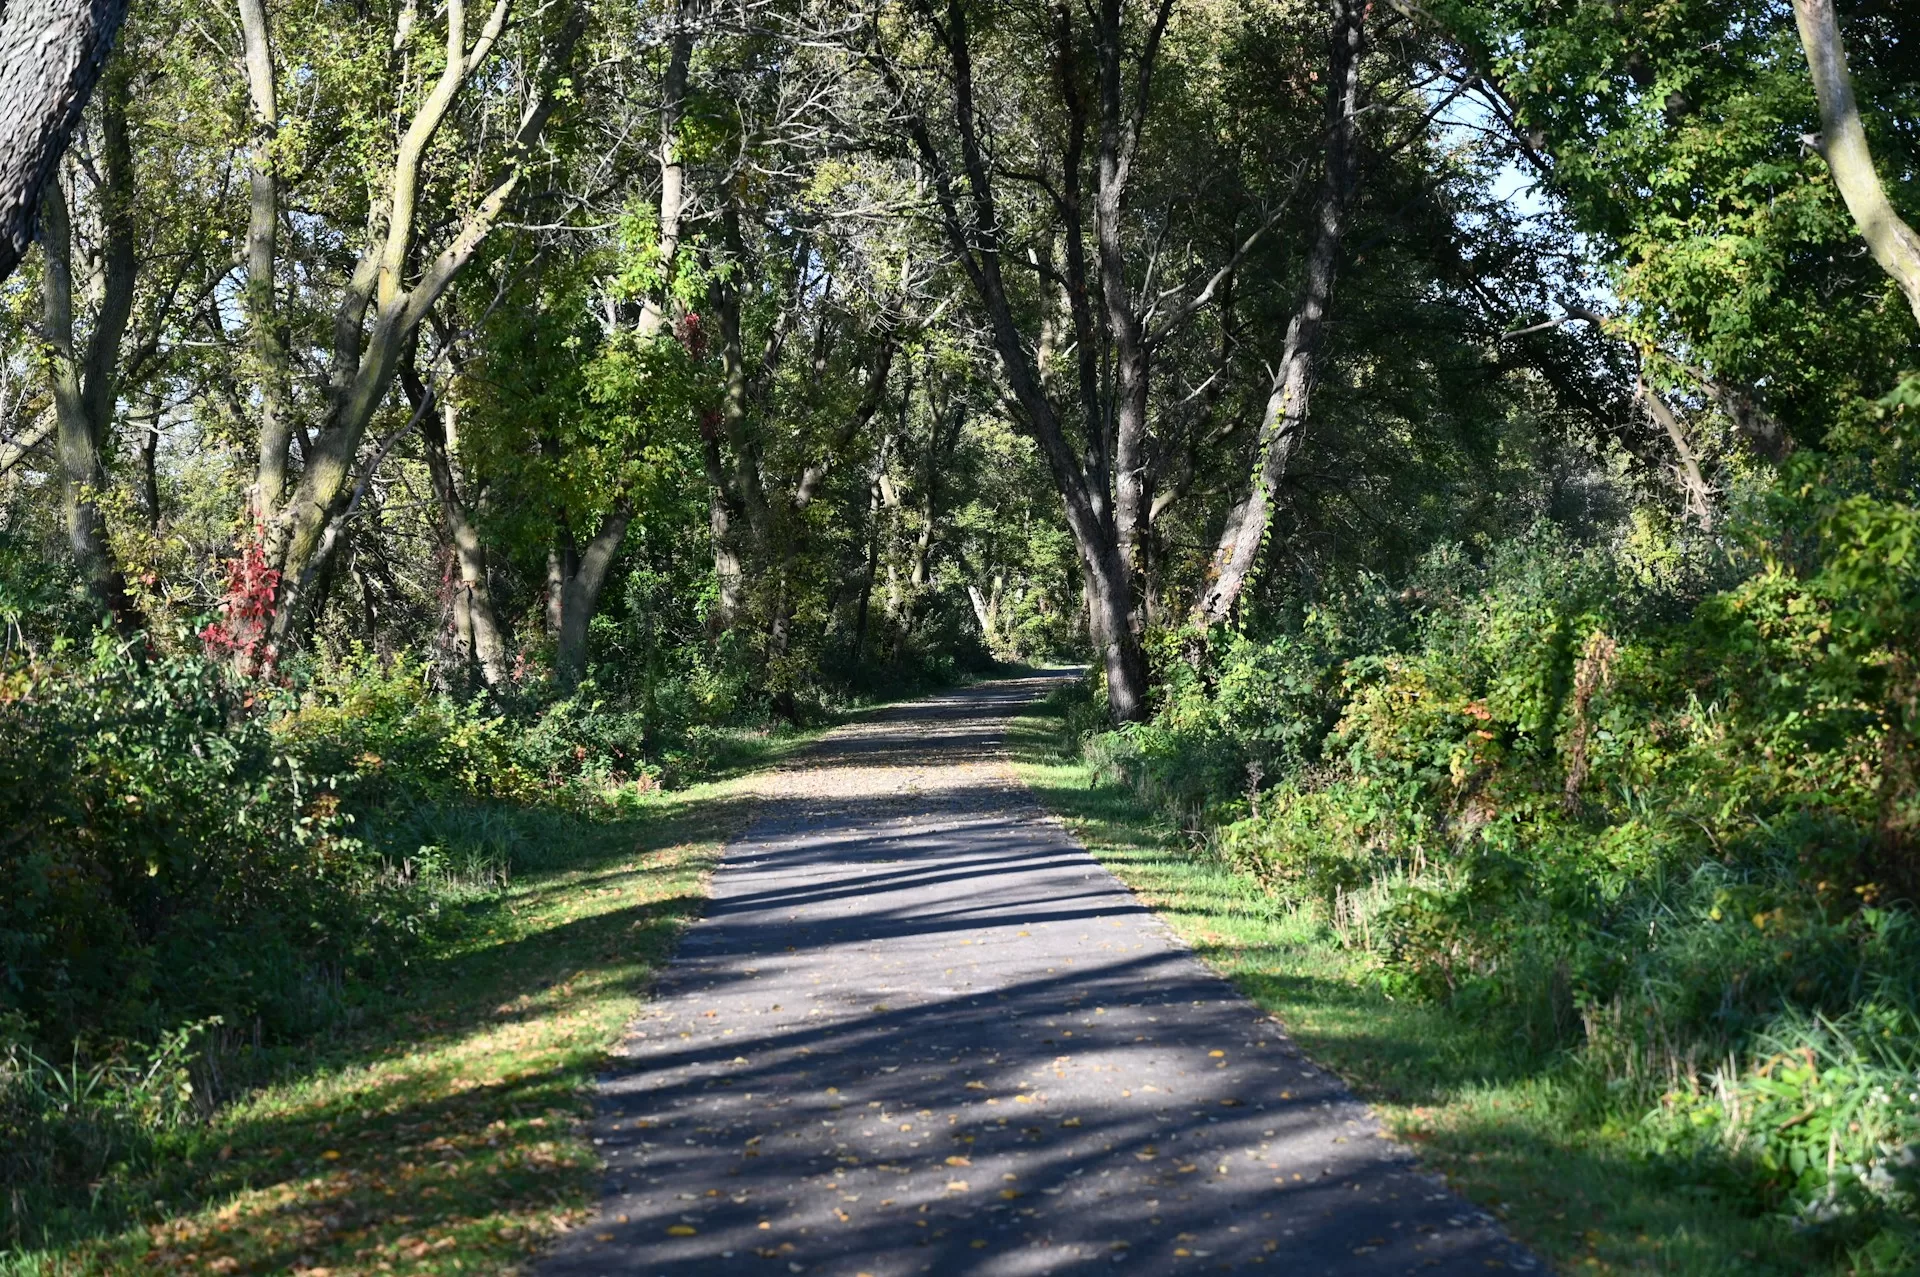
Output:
200,528,281,677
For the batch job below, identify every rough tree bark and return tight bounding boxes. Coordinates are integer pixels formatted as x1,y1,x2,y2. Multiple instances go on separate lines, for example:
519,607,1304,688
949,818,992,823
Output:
40,68,137,627
1192,0,1364,627
1792,0,1920,328
0,0,130,283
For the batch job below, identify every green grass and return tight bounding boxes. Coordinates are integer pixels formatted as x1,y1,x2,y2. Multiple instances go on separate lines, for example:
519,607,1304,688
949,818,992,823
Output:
1006,704,1830,1277
3,774,773,1277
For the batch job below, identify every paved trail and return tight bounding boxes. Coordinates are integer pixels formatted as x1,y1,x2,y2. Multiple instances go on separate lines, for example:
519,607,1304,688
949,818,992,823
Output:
540,675,1536,1276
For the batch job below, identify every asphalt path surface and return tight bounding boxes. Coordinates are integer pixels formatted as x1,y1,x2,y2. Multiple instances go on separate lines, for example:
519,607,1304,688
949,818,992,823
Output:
539,673,1538,1276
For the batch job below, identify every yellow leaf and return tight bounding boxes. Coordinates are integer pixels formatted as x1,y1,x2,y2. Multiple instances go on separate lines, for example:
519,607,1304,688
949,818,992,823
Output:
667,1224,697,1236
320,1150,342,1160
1208,1050,1225,1058
964,1081,986,1090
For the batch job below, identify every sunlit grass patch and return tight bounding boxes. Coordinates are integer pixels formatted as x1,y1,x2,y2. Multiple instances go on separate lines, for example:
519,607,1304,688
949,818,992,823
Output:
18,785,755,1276
1006,707,1827,1277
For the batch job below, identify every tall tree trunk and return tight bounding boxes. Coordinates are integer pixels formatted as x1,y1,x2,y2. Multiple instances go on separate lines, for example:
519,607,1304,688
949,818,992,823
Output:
1093,0,1165,628
709,228,776,549
1192,0,1365,627
237,0,294,523
553,505,632,689
853,471,882,662
138,395,161,532
0,0,131,283
1793,0,1920,327
545,540,568,638
39,71,138,628
702,427,747,629
876,0,1156,720
404,359,510,688
637,0,695,339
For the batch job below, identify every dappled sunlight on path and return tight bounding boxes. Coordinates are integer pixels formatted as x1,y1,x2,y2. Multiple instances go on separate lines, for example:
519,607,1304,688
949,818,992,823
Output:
539,674,1537,1275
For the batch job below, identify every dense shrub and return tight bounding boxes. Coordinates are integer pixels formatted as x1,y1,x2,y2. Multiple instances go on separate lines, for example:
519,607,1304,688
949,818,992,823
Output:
0,637,693,1234
0,638,413,1054
1068,388,1920,1263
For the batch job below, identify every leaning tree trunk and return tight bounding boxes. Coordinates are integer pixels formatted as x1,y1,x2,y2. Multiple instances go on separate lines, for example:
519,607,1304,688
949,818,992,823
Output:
259,0,581,655
1192,0,1365,627
1638,377,1714,532
1793,0,1920,327
0,0,130,283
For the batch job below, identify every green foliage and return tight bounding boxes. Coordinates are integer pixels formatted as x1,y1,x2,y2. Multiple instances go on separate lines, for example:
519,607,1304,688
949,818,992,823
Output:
1443,0,1912,433
0,639,415,1055
0,1009,225,1239
1444,0,1918,438
0,634,794,1244
1076,417,1920,1260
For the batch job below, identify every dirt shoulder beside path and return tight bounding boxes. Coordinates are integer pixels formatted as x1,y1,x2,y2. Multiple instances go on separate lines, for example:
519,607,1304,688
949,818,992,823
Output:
539,673,1538,1275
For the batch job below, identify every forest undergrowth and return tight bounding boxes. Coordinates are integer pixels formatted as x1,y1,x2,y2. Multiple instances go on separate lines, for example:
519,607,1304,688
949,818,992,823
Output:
1012,383,1920,1273
0,637,975,1270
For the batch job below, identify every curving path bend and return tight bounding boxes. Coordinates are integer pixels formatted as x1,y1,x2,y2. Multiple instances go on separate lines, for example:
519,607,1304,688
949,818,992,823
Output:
538,673,1538,1276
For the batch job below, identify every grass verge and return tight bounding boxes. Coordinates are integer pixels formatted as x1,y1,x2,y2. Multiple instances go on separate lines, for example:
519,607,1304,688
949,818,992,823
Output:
1007,701,1825,1277
5,776,765,1277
